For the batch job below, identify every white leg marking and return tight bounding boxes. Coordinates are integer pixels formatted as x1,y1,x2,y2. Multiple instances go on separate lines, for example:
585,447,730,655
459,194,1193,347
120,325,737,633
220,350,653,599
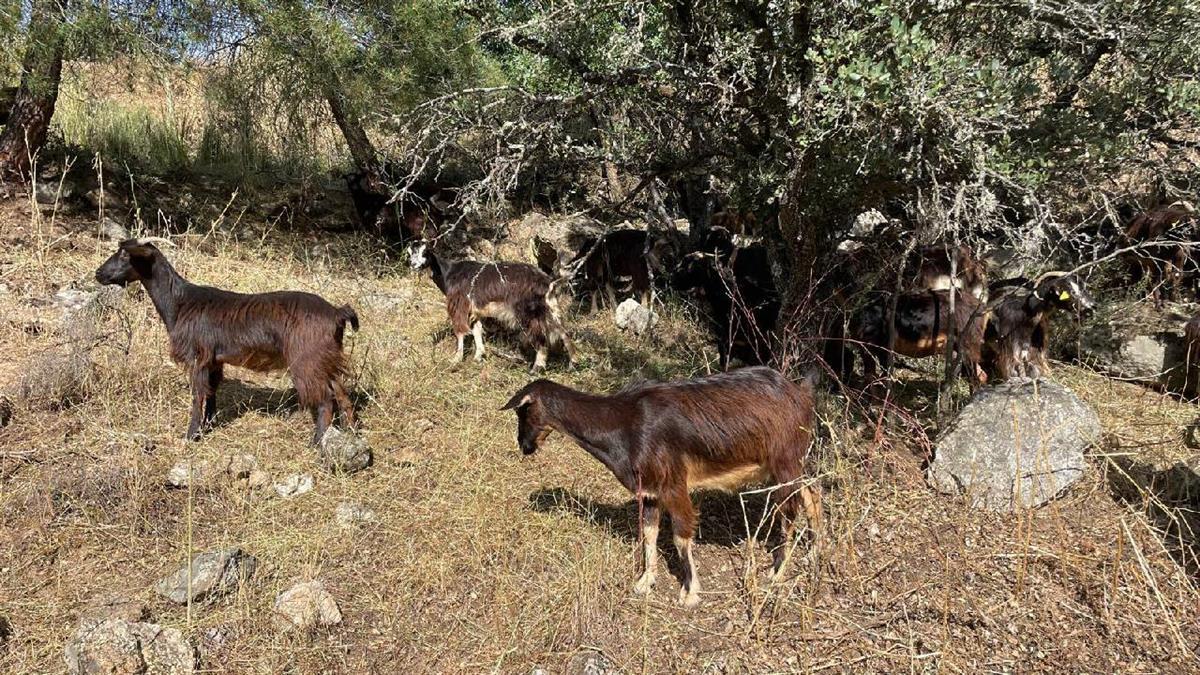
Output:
472,321,486,361
674,535,700,608
633,523,659,595
454,334,465,362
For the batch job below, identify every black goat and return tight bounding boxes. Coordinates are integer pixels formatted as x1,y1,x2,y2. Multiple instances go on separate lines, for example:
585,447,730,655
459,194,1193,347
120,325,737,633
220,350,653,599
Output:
410,243,575,372
95,240,359,444
673,227,780,368
502,367,822,607
982,272,1096,380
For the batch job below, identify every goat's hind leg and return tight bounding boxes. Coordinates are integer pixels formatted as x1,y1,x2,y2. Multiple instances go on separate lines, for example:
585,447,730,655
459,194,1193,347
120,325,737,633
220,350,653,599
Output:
185,363,214,441
471,321,486,362
662,488,701,607
203,364,224,431
331,377,355,428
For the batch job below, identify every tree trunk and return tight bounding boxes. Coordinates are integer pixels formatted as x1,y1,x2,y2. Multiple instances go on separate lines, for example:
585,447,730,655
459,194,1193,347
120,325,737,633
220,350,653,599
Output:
0,0,66,182
325,80,381,183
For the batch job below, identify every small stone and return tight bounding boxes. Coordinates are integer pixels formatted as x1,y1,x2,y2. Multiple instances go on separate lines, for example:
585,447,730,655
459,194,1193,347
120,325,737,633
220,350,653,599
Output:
64,618,195,675
274,473,314,498
567,650,613,675
166,459,213,488
154,548,258,605
334,501,377,528
247,470,271,489
319,428,372,474
614,298,658,335
273,581,342,629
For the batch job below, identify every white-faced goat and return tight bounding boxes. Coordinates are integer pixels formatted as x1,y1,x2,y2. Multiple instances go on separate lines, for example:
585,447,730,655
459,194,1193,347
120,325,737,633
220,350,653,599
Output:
410,243,575,372
982,272,1096,380
501,366,822,607
95,239,359,444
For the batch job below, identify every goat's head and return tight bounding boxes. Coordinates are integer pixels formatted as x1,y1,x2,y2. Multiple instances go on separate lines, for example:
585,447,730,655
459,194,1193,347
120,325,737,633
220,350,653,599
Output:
501,382,554,455
95,239,166,286
1034,272,1096,317
407,241,430,270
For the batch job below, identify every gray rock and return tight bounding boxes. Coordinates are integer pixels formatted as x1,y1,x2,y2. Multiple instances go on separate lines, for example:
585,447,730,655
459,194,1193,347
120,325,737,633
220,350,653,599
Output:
35,179,76,204
64,618,194,675
614,298,658,335
273,473,314,498
928,380,1100,511
166,459,214,488
1075,302,1195,392
98,218,129,242
319,428,372,474
333,501,377,528
273,581,342,629
154,548,258,605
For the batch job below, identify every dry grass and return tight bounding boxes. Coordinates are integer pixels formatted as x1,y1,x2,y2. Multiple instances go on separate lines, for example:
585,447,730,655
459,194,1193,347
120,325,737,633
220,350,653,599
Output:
0,190,1198,674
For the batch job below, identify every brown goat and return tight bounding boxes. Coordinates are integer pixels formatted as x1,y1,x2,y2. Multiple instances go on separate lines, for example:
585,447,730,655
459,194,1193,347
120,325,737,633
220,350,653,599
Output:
907,244,988,299
848,289,989,386
95,240,358,444
1123,201,1196,302
568,229,674,311
410,243,576,372
501,367,822,607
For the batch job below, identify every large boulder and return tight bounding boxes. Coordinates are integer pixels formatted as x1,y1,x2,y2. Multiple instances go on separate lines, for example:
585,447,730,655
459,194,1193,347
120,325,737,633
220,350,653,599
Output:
928,380,1101,511
154,549,258,605
1073,301,1196,393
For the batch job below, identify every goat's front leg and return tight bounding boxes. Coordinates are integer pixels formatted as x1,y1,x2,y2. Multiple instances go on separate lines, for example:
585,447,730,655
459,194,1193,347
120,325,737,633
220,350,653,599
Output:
185,364,212,441
531,346,548,373
633,497,661,595
472,321,486,362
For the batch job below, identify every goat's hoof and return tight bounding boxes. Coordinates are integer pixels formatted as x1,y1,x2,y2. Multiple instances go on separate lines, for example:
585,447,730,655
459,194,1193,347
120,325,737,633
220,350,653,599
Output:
474,354,485,363
677,587,701,608
632,573,656,596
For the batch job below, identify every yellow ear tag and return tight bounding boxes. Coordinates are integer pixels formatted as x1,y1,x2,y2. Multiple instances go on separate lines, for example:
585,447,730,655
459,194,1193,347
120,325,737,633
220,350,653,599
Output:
1059,290,1071,301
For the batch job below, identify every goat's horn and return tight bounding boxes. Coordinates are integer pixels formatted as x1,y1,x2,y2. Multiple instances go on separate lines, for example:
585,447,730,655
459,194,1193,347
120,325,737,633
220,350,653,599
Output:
1033,270,1068,285
1168,200,1196,213
136,236,176,248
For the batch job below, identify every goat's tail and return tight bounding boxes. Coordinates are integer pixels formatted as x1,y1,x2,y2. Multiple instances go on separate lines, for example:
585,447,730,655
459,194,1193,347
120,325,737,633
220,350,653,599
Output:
337,305,360,332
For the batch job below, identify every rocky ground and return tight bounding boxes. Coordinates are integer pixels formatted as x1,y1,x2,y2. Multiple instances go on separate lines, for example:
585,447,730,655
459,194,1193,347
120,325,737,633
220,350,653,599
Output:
0,191,1197,673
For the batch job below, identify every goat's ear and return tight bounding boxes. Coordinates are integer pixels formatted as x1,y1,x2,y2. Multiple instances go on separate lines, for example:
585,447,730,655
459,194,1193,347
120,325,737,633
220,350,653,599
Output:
500,393,531,411
119,240,155,258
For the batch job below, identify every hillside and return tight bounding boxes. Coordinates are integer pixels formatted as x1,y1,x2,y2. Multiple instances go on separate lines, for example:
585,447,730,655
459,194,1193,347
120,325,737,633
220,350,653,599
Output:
0,193,1198,673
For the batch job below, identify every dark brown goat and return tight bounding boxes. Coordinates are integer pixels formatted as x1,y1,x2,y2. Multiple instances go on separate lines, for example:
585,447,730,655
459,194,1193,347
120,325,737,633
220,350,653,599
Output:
568,229,674,311
1122,201,1197,302
981,273,1095,381
410,243,575,372
501,367,822,607
848,289,989,386
95,240,358,444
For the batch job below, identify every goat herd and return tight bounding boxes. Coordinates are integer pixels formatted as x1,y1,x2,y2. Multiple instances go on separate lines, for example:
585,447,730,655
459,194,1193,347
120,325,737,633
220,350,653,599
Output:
92,200,1198,607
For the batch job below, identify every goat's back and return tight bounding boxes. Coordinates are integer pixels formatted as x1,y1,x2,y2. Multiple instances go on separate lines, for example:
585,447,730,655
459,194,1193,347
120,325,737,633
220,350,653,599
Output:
621,367,813,464
171,286,352,371
444,261,551,306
